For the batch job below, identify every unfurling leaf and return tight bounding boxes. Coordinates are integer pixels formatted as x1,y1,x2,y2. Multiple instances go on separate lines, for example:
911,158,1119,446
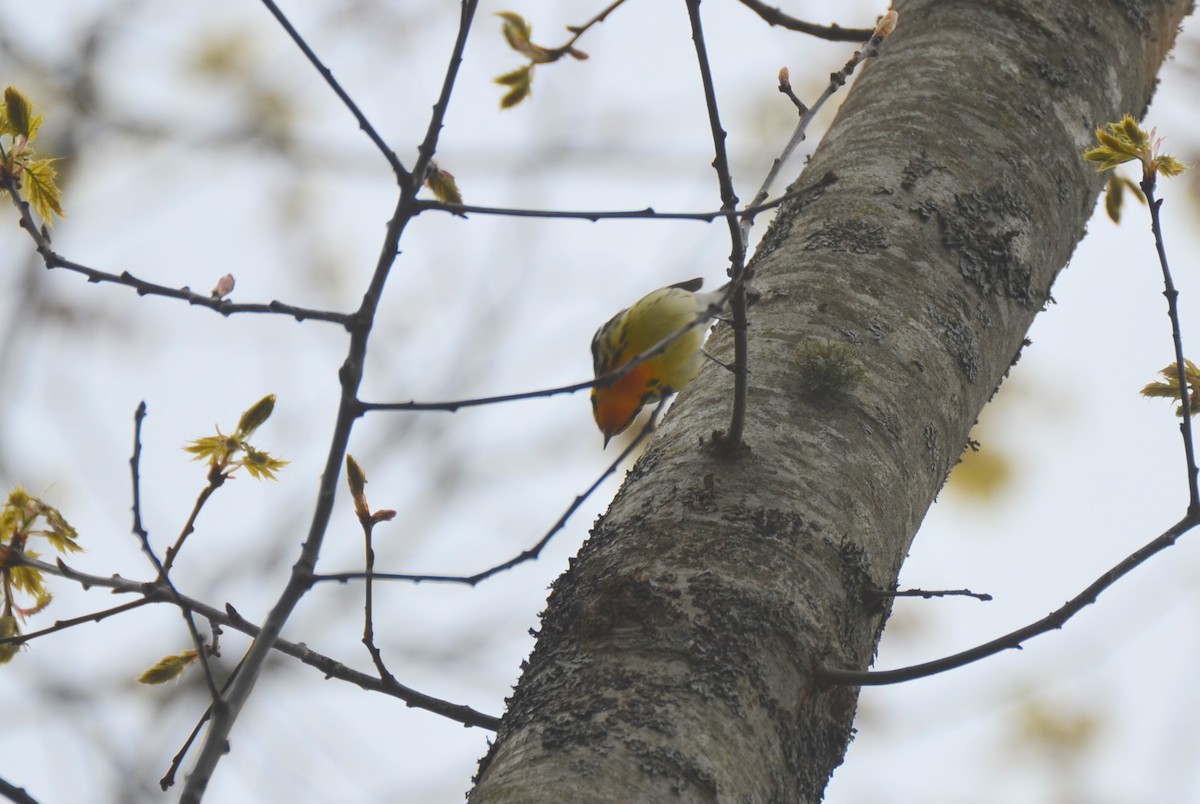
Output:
495,65,533,109
346,456,393,525
138,649,200,685
184,433,238,463
0,615,21,664
498,12,532,50
2,86,39,140
235,394,276,439
40,500,81,554
1155,154,1188,178
424,162,463,205
1141,358,1200,416
346,454,369,519
9,564,48,598
241,447,287,480
22,159,63,224
1102,174,1144,223
497,12,552,62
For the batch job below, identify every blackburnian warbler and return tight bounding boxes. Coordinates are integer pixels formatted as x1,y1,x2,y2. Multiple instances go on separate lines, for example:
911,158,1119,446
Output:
590,277,730,445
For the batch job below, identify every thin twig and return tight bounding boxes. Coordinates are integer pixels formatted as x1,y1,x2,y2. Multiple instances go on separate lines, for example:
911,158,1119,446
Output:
257,0,407,178
369,177,837,420
873,587,993,602
411,0,483,201
0,598,152,647
822,514,1200,686
12,553,500,730
552,0,626,57
363,377,595,413
1142,178,1200,513
0,776,40,804
365,285,732,415
740,16,893,246
160,652,248,791
414,189,808,222
777,68,808,114
684,0,752,454
161,689,218,790
0,175,349,325
180,4,483,800
736,0,873,41
317,400,667,588
128,403,222,701
162,464,225,574
358,502,397,684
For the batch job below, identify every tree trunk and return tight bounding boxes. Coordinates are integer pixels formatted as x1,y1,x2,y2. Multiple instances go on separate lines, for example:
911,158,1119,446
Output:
469,1,1193,801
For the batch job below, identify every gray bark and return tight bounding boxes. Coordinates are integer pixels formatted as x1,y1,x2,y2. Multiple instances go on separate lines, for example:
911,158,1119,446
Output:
470,0,1194,801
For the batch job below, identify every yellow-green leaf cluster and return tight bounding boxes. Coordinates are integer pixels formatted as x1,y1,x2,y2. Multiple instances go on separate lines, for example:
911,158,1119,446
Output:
241,447,287,480
493,11,589,109
0,86,65,225
1141,359,1200,417
185,394,288,480
1,487,82,555
138,649,200,685
0,488,82,663
1083,115,1189,181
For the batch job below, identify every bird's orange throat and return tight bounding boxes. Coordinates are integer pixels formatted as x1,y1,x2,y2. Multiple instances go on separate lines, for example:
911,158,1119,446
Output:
593,363,655,442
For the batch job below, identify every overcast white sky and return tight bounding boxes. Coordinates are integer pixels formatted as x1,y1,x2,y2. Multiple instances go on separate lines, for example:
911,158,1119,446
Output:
1,2,1199,802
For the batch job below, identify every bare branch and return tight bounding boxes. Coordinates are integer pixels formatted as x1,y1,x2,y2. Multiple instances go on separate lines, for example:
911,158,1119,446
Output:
684,0,752,454
0,599,152,647
736,0,873,41
823,514,1200,685
128,402,223,701
257,0,407,178
1141,178,1200,512
0,776,40,804
411,0,485,200
12,553,500,730
740,16,894,244
180,3,485,799
0,173,350,325
873,587,993,602
318,400,666,587
552,0,627,58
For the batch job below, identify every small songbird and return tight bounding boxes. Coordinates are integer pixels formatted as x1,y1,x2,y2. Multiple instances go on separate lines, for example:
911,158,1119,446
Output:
590,277,730,446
